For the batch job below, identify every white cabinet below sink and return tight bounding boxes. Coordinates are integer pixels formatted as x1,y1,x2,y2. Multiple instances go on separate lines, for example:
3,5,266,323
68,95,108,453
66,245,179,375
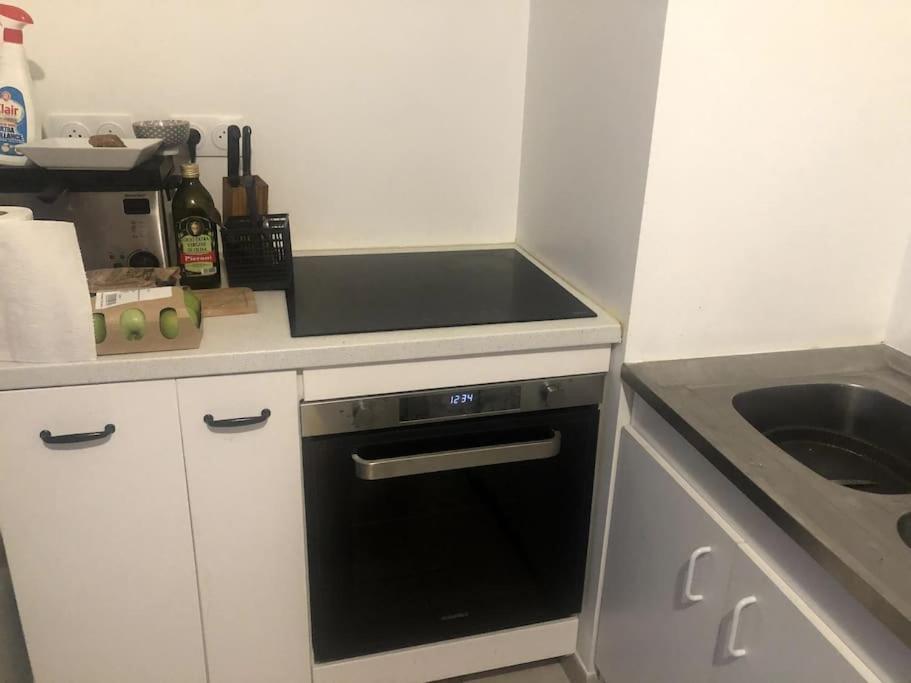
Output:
716,544,867,683
597,430,740,682
596,428,872,683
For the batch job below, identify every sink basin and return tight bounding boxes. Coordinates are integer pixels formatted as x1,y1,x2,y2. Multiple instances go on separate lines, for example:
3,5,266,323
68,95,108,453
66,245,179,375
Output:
733,384,911,495
900,513,911,549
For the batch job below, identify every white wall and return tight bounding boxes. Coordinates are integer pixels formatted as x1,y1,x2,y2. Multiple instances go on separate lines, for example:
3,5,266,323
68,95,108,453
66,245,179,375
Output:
517,0,668,671
519,0,911,675
626,0,911,363
886,238,911,354
23,0,529,250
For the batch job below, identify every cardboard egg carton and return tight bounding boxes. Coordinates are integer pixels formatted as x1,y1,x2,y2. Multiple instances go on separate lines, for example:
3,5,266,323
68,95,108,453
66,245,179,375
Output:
92,286,203,356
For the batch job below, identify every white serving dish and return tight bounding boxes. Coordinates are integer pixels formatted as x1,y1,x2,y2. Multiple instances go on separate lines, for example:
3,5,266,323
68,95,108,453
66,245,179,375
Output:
17,137,163,171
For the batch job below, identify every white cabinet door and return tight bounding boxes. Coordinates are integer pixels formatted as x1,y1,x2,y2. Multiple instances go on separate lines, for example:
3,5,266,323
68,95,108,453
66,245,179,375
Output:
713,545,870,683
596,428,740,683
0,381,206,683
178,372,311,683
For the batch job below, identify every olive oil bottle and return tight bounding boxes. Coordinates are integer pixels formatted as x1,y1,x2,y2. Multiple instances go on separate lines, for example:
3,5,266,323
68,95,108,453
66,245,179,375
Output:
172,163,222,289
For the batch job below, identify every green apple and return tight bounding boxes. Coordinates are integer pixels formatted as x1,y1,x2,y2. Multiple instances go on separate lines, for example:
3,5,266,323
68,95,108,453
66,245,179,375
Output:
187,306,201,329
120,308,146,341
159,308,180,339
93,313,107,344
183,289,201,316
183,290,202,328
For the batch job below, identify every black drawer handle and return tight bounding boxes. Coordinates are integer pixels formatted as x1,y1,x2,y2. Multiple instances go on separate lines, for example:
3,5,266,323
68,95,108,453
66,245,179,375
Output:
39,424,115,445
204,409,271,429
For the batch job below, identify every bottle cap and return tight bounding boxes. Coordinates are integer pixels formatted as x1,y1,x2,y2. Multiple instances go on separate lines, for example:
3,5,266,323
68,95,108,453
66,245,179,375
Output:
181,163,200,179
0,5,33,44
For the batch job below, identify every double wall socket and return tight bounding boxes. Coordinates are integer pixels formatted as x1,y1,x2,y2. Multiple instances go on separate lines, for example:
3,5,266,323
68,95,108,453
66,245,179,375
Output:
46,113,134,140
45,113,244,158
172,114,244,158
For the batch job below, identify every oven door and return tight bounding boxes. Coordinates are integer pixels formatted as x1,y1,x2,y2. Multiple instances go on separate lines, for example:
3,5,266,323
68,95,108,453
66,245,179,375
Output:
302,405,600,663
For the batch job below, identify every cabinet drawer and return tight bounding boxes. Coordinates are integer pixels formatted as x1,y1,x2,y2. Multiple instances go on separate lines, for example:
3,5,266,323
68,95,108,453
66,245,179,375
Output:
0,381,206,683
178,372,311,683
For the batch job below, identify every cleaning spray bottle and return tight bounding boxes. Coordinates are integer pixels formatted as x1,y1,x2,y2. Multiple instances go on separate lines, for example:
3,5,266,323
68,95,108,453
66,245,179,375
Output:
0,4,35,166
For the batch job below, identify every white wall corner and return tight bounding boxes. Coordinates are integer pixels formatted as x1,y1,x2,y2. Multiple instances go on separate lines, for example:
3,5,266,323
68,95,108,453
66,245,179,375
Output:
885,235,911,354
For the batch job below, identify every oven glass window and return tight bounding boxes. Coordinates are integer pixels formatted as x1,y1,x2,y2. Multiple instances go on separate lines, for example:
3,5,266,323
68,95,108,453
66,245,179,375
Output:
302,405,599,663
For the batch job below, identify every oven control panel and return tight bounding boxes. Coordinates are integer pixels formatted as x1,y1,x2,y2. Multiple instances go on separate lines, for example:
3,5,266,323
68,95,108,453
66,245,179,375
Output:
301,374,606,437
399,385,521,422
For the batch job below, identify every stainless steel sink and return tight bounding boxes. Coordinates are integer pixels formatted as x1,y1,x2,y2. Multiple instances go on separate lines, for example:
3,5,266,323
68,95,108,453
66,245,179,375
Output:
900,513,911,549
733,383,911,495
625,346,911,647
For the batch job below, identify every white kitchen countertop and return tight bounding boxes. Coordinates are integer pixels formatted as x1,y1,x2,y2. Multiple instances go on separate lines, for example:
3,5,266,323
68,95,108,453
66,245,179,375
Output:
0,250,621,392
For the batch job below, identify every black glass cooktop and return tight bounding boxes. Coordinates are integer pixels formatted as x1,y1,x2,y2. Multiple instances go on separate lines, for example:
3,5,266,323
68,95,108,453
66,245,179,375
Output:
287,249,596,337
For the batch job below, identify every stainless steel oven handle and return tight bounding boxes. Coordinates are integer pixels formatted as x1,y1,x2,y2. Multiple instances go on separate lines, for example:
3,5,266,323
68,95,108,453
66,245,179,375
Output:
351,430,562,481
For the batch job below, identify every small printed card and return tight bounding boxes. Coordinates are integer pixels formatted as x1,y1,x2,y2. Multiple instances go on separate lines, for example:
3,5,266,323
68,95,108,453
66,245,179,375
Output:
94,287,174,310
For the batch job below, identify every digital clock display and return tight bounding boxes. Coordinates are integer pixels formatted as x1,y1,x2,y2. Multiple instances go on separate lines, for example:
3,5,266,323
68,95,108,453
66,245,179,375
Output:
400,385,521,422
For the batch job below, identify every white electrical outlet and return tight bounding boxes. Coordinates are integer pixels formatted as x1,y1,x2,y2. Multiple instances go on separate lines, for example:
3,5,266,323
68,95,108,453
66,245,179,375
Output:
211,123,232,152
46,113,135,139
59,121,90,139
188,122,208,155
96,121,127,137
172,115,243,157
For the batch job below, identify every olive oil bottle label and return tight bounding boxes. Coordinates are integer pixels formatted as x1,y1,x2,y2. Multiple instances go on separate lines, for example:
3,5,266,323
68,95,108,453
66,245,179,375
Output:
177,217,217,276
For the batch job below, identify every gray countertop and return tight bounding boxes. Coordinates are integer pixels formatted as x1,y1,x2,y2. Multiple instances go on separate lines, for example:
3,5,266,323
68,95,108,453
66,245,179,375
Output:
0,283,621,392
624,345,911,648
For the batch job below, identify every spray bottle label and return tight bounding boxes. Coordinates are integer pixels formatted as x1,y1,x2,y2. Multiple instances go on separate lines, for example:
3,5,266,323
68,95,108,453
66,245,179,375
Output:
0,87,26,156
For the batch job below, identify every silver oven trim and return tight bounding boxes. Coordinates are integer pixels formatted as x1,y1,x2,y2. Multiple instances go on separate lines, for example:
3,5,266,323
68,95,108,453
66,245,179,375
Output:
300,373,605,437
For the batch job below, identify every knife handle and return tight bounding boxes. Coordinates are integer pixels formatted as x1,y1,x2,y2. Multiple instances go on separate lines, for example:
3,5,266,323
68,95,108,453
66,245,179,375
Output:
227,125,241,186
188,129,202,163
242,125,252,176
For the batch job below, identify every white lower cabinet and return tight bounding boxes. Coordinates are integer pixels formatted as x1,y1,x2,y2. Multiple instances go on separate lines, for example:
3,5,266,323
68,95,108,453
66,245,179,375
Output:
597,430,740,683
0,381,207,683
178,372,312,683
715,545,867,683
596,428,870,683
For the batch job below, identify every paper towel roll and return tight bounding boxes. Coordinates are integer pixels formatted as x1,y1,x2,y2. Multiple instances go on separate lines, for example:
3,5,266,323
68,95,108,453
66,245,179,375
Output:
0,220,96,363
0,207,33,221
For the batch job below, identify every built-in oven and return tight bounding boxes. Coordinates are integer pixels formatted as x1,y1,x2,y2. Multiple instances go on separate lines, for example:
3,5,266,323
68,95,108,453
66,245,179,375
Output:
300,374,604,663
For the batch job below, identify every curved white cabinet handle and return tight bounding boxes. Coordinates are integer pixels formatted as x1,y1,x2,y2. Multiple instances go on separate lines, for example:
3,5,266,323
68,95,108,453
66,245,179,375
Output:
683,546,712,603
727,596,758,658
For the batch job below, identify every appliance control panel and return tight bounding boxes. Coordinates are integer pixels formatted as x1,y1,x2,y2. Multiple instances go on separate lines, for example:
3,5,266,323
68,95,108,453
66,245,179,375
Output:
301,374,606,437
399,385,521,422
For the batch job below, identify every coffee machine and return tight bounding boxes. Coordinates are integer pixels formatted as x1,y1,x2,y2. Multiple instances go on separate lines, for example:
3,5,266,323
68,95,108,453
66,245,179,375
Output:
0,157,178,270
